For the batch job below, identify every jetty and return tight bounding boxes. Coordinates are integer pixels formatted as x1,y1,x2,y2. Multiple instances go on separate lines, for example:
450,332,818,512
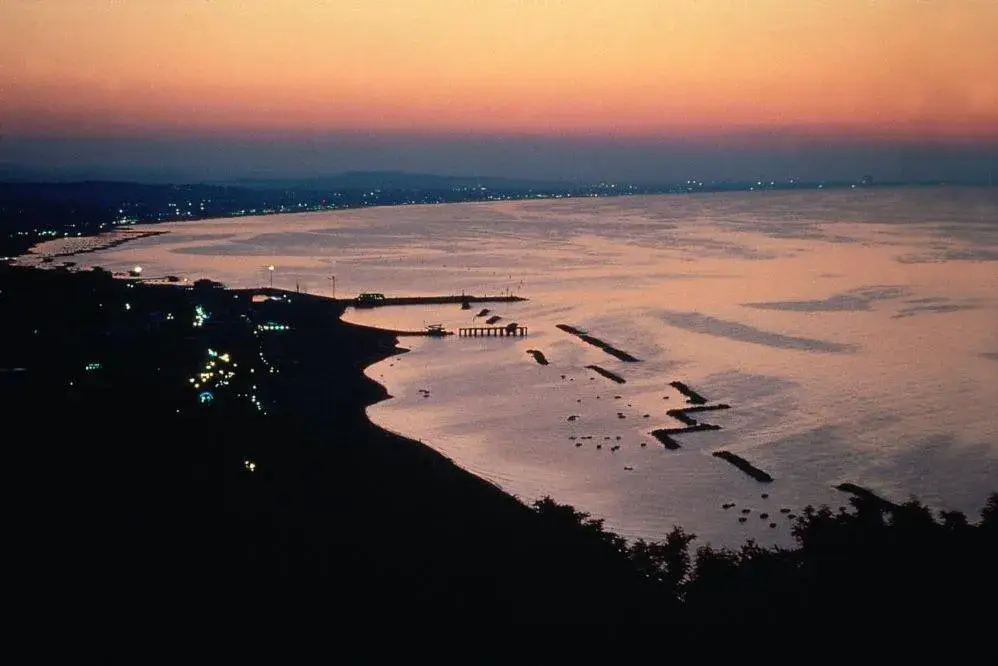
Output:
368,325,454,337
353,293,527,308
459,324,528,337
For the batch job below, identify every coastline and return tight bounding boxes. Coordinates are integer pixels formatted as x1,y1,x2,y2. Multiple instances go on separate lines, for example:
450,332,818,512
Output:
5,236,997,626
240,286,527,509
1,263,659,618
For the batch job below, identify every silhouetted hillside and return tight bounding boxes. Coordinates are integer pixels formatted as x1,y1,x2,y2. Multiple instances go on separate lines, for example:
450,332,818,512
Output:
3,264,994,627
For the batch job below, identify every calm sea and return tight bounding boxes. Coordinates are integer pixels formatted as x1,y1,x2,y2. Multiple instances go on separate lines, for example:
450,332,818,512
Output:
25,187,998,546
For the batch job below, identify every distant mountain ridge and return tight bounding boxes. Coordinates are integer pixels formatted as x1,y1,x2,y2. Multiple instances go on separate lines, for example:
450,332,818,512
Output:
214,170,576,191
0,164,575,191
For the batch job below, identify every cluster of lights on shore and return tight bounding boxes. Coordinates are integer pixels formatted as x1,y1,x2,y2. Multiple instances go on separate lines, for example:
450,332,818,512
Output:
257,322,291,332
192,304,209,328
189,348,237,400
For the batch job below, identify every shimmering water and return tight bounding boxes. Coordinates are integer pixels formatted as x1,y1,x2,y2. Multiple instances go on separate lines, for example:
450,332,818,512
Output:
24,188,998,546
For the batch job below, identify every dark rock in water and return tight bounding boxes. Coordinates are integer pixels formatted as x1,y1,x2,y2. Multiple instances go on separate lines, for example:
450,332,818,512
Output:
780,508,790,514
760,513,769,519
476,308,490,317
561,375,567,379
624,466,633,471
761,493,769,499
643,414,650,418
575,442,582,447
615,435,621,440
567,415,579,421
741,508,751,514
596,444,602,450
461,300,471,310
640,442,646,447
568,436,577,440
769,522,777,528
738,517,748,523
614,395,622,399
485,315,502,325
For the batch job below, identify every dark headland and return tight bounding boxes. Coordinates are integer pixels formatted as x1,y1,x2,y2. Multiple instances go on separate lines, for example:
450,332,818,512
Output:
3,262,996,629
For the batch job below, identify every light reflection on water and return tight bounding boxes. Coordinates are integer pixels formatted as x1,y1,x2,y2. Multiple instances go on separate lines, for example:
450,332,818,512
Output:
23,188,998,546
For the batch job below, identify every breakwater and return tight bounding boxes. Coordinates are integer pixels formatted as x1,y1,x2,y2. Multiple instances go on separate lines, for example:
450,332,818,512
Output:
648,383,731,449
670,381,707,405
651,423,722,449
556,324,640,362
353,294,527,308
835,483,899,511
526,349,549,365
666,404,732,425
712,451,773,483
585,365,626,384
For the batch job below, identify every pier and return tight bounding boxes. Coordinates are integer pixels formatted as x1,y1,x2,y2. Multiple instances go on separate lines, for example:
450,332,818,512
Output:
353,293,527,308
459,325,528,337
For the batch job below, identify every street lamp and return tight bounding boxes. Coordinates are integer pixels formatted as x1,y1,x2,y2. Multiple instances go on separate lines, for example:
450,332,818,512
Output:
267,265,275,288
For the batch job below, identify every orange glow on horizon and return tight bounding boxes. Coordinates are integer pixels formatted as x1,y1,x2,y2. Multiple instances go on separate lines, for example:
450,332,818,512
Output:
2,0,996,141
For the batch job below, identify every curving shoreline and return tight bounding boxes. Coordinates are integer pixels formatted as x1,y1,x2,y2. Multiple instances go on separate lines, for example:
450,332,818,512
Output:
24,229,169,260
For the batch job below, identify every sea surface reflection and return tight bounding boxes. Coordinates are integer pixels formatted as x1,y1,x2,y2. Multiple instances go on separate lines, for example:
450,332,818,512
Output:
23,188,998,546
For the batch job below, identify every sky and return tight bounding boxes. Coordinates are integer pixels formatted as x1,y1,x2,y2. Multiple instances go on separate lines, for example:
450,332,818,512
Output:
2,0,996,183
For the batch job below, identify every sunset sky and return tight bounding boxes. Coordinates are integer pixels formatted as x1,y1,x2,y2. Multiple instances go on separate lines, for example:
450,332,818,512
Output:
2,0,996,181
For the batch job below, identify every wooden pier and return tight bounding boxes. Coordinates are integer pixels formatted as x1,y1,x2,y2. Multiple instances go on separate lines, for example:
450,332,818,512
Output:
459,326,528,337
353,293,527,308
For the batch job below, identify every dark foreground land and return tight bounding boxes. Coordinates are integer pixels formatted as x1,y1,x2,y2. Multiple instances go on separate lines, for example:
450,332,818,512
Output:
3,264,995,627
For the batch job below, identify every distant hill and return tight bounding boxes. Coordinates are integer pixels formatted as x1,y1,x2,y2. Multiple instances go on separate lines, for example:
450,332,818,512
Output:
215,170,575,191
